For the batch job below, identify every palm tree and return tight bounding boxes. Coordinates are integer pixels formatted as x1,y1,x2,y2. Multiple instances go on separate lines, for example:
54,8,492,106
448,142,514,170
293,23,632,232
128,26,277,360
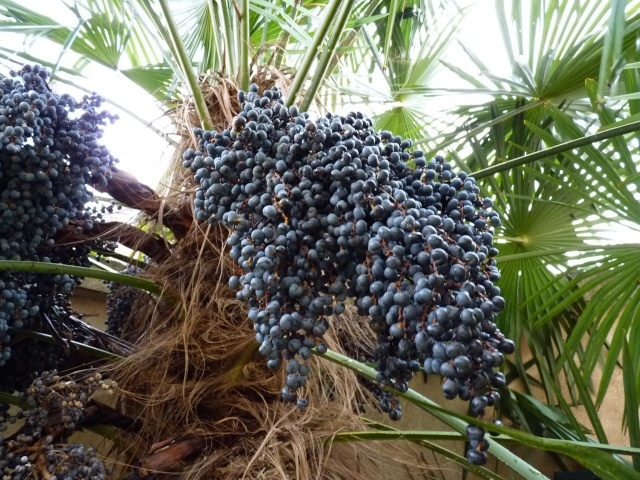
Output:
2,0,640,478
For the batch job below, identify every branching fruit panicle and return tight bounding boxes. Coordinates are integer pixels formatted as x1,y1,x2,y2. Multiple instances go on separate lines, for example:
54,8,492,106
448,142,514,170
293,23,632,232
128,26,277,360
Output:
184,85,512,465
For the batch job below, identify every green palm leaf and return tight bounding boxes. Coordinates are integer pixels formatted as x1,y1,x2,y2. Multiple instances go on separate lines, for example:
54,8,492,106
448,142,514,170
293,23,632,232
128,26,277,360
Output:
335,0,469,141
483,101,640,437
120,64,177,100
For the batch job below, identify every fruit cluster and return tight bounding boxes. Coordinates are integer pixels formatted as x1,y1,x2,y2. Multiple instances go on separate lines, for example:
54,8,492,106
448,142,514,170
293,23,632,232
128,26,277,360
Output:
184,84,513,464
0,64,116,373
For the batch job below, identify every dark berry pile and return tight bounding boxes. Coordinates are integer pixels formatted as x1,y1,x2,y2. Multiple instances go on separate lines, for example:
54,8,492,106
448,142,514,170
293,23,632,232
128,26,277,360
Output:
105,266,142,337
0,64,116,376
184,84,513,465
0,338,64,393
0,371,115,479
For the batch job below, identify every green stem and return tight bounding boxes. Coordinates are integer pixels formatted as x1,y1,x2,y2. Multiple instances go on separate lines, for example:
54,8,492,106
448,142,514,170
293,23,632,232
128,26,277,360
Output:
396,387,640,480
0,260,162,296
362,27,391,88
238,0,251,91
331,430,464,443
89,250,149,271
51,17,85,80
597,0,627,100
472,119,640,179
0,391,30,409
344,423,502,479
286,0,345,106
496,243,640,263
299,0,355,112
382,0,401,70
315,348,546,479
315,348,640,480
206,0,224,71
273,0,298,70
417,99,544,151
332,428,500,479
220,0,237,73
8,327,122,361
417,437,501,480
131,3,182,81
157,0,214,131
260,16,270,64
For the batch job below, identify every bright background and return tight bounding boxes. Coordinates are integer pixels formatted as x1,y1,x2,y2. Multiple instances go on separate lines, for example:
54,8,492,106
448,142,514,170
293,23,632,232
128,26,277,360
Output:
0,0,508,188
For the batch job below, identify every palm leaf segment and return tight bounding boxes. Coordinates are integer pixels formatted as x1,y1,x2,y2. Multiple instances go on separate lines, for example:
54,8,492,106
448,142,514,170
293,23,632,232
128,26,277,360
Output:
326,0,469,142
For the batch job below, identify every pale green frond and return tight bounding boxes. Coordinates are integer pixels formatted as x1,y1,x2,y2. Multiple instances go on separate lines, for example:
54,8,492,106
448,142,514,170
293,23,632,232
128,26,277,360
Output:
372,104,429,141
0,0,161,75
119,64,176,100
323,0,467,118
0,0,72,44
173,1,223,73
503,390,592,440
598,0,627,98
0,21,59,32
71,11,130,68
439,1,640,166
